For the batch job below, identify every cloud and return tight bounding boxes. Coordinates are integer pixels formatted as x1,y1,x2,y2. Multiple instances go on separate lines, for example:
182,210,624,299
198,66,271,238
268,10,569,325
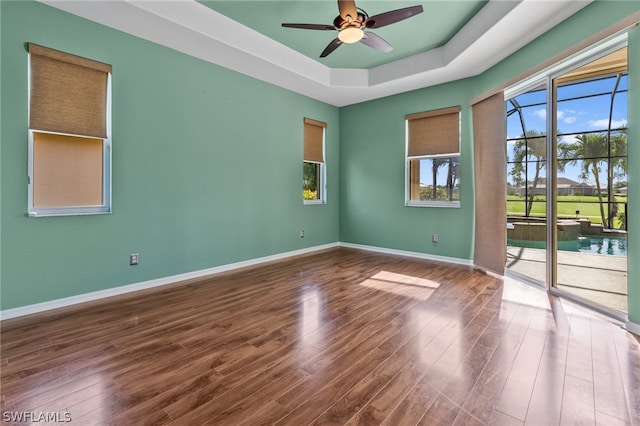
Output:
556,110,578,124
531,109,546,119
529,108,578,123
588,118,627,129
560,134,578,144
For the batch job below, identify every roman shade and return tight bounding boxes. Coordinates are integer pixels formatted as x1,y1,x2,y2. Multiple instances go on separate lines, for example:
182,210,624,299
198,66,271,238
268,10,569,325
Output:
472,92,506,275
33,132,104,208
29,43,111,139
406,106,461,157
304,118,326,163
556,46,627,85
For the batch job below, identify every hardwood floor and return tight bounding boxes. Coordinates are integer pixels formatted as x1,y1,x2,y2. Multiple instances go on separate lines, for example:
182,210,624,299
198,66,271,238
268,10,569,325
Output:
1,248,639,425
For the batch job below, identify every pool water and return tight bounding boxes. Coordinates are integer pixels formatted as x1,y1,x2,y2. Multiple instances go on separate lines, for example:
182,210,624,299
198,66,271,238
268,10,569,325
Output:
508,235,627,256
577,235,627,256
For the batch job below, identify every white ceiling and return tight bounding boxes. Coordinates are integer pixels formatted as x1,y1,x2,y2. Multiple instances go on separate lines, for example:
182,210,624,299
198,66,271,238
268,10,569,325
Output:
40,0,592,107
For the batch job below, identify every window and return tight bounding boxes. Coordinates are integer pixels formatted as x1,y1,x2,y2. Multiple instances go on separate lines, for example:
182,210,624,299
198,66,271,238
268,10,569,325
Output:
303,117,326,204
28,43,112,216
405,106,461,206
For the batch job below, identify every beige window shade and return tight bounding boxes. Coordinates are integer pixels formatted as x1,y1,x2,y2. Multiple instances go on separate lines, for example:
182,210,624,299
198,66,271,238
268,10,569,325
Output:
406,106,461,157
555,46,627,85
472,93,506,275
33,132,104,208
29,43,111,139
304,118,326,163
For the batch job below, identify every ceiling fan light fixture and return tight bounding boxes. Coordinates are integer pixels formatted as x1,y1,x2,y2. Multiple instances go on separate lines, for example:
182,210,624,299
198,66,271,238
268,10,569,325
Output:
338,27,364,43
282,2,424,57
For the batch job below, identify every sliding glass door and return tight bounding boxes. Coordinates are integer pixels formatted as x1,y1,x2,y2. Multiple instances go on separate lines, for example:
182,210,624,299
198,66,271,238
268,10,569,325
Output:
505,37,628,317
552,46,628,314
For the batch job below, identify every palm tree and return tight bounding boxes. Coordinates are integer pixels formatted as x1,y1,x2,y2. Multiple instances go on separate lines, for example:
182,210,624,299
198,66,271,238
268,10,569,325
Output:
558,133,609,226
608,129,627,228
610,129,628,177
446,158,460,201
559,130,628,228
510,130,546,216
431,158,448,201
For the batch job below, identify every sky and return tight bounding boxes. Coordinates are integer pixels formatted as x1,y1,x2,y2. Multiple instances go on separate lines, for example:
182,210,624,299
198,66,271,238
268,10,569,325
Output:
505,73,628,189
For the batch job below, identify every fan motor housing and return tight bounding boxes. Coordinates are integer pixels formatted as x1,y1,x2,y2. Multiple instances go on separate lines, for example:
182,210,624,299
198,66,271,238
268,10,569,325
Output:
333,12,366,29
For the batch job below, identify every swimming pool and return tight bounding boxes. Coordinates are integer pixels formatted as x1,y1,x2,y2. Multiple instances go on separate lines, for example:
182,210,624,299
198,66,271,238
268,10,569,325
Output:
577,235,627,256
507,234,627,256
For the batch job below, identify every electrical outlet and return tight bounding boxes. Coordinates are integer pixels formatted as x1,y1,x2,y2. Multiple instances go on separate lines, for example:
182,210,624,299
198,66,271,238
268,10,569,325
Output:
299,230,304,238
432,234,439,244
130,253,139,266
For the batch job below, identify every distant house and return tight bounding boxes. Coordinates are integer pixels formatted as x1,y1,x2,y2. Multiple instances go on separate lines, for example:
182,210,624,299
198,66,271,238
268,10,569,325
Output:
518,177,605,197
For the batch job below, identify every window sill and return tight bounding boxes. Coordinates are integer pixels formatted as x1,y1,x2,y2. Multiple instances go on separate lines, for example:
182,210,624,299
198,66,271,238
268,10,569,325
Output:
28,207,111,217
406,201,460,208
303,200,325,205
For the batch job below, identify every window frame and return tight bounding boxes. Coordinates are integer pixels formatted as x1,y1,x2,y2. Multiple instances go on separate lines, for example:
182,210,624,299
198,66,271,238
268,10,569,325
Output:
405,107,461,208
27,46,112,217
303,118,326,205
406,154,461,207
303,160,325,205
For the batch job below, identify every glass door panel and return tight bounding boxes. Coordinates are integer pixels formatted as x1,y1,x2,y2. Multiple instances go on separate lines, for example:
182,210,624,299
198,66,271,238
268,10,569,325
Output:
506,84,548,285
552,48,628,314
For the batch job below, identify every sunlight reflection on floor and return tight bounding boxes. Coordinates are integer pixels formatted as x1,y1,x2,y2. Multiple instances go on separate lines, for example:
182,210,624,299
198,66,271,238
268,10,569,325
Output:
298,287,326,346
359,271,440,301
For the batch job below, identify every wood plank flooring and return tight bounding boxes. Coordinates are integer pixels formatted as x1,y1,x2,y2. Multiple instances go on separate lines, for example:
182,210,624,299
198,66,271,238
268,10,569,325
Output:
1,247,639,425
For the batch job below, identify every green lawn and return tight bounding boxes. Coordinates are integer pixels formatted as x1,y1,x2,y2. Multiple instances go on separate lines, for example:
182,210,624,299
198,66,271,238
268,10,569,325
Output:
507,195,627,227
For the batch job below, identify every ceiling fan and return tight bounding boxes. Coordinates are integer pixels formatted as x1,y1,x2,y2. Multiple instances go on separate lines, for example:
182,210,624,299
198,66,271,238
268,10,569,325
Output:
282,0,423,58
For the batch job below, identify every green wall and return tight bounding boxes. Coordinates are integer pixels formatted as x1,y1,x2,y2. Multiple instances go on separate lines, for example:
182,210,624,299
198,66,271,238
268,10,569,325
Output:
0,1,339,310
1,1,638,324
339,80,475,259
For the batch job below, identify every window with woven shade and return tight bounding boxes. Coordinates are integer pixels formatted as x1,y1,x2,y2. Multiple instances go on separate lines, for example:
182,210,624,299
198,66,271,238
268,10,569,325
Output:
405,106,461,207
303,117,326,204
27,43,112,216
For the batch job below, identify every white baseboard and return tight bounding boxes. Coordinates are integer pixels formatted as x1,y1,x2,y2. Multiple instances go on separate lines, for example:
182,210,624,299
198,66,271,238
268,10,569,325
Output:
0,243,338,321
625,320,640,336
338,242,473,267
3,241,635,332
